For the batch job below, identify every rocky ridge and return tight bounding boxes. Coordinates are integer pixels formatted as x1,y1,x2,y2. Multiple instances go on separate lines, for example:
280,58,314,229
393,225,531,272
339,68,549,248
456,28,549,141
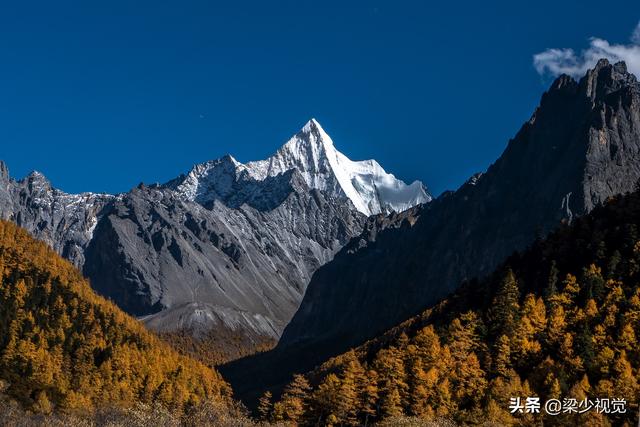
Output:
0,119,429,349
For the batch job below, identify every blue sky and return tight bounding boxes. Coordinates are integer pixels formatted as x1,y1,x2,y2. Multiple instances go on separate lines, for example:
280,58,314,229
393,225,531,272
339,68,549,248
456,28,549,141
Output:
1,1,639,196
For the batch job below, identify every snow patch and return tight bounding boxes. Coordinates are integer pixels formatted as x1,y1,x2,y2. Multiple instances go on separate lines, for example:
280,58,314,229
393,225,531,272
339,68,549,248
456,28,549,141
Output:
179,118,431,216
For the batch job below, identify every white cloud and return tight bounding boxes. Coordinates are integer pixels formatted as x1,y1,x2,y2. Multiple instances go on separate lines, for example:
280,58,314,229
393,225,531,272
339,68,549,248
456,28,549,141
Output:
533,21,640,78
632,21,640,44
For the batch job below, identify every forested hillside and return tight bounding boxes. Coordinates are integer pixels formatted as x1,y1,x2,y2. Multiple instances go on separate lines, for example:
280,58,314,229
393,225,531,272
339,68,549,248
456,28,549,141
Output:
0,219,230,414
263,190,640,426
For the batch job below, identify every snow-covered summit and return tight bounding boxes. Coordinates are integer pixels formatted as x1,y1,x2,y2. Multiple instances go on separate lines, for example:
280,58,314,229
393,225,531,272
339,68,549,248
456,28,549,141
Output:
174,155,242,205
178,119,431,216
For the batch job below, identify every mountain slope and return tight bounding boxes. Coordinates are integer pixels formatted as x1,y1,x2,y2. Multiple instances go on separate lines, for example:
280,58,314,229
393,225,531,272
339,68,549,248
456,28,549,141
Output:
270,188,640,426
0,219,230,412
281,59,640,350
223,59,640,401
0,119,429,356
85,170,364,342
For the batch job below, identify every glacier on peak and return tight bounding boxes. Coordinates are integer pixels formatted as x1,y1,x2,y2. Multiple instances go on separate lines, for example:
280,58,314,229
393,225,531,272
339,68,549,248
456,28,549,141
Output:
179,118,431,216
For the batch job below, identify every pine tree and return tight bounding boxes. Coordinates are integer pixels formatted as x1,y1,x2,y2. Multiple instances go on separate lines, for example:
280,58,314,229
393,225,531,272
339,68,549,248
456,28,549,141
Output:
380,383,403,418
618,322,636,351
313,373,342,425
559,332,584,374
408,359,430,417
446,313,483,358
582,264,605,301
454,352,487,406
546,305,567,346
575,324,595,370
544,261,559,301
373,347,408,409
613,351,639,403
412,325,441,366
257,390,273,422
361,369,379,426
584,298,598,319
493,335,511,377
523,294,547,334
562,273,581,300
490,269,520,337
279,374,312,423
512,294,545,362
338,358,366,425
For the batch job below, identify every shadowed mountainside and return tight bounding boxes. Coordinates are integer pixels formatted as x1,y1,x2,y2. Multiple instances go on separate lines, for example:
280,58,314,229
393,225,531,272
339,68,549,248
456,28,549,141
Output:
223,59,640,407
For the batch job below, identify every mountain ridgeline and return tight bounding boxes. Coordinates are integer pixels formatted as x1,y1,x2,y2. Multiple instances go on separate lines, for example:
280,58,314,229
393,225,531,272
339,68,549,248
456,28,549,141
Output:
222,60,640,403
0,119,429,359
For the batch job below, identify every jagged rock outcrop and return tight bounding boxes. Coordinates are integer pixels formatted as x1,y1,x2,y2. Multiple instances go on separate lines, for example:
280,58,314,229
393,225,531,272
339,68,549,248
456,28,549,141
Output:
0,166,113,267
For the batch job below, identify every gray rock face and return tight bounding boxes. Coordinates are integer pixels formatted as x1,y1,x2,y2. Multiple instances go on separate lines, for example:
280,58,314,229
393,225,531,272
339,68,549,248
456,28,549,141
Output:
0,119,428,346
83,169,364,340
222,60,640,398
0,167,114,267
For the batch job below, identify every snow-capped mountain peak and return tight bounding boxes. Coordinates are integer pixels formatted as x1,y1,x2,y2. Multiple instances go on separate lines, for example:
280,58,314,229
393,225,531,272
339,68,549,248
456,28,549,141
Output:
175,154,242,204
177,118,431,216
246,118,431,215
